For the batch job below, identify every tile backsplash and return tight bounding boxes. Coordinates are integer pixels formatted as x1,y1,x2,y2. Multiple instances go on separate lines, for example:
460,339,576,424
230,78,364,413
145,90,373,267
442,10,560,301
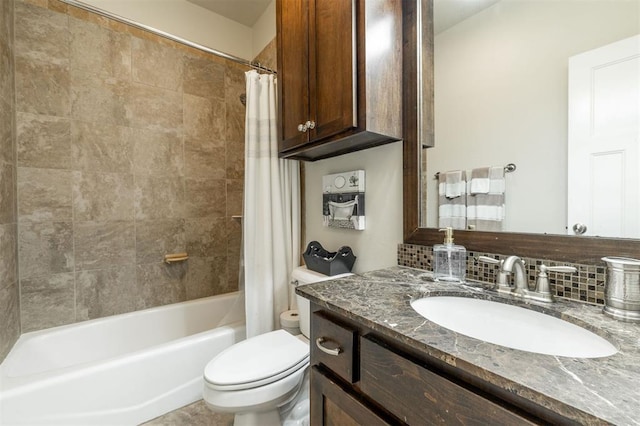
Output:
398,243,605,306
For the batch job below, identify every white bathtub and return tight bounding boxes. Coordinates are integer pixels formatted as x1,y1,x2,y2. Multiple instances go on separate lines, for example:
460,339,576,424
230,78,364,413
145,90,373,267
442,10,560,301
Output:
0,291,246,425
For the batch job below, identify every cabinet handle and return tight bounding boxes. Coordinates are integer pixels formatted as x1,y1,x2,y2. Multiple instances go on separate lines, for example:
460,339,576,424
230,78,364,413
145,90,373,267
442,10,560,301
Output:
306,120,316,130
315,337,342,356
297,123,308,132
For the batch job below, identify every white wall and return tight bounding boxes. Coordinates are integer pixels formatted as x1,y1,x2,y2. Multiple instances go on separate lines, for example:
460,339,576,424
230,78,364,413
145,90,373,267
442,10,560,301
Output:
304,142,404,274
82,0,255,60
426,0,640,234
252,0,276,58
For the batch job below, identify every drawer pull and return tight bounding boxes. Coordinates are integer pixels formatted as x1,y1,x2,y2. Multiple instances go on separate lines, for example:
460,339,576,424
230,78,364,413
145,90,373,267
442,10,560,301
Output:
316,337,342,356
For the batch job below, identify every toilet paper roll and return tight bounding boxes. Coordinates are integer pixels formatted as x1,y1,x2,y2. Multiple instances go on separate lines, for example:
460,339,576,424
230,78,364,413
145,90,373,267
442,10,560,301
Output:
280,310,300,329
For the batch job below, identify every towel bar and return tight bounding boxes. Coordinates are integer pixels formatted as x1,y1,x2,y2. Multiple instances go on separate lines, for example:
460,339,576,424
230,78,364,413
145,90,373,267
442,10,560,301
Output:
434,163,516,179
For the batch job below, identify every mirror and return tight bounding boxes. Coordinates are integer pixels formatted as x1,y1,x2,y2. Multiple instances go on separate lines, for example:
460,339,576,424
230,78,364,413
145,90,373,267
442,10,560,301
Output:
403,0,640,263
421,0,640,237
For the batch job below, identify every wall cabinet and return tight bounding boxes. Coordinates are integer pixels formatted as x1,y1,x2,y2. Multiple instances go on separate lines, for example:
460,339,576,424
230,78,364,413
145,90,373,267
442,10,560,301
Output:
276,0,403,161
309,303,572,425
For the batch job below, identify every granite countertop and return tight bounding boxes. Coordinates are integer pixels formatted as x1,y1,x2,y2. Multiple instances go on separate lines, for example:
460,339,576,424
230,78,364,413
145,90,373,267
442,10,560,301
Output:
297,266,640,425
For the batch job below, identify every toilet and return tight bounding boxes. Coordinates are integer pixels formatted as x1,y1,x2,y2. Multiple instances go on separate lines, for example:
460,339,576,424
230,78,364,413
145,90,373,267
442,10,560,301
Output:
203,266,352,426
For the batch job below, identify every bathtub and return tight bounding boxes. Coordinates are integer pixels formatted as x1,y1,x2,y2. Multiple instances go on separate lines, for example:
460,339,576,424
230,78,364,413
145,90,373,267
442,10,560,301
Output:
0,291,246,425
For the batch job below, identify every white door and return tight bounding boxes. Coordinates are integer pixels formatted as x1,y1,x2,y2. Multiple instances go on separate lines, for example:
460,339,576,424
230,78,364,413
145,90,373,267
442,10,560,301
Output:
568,34,640,238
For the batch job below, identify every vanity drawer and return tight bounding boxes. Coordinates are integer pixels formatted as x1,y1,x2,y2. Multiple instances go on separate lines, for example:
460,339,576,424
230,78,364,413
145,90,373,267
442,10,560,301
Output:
360,336,538,425
311,311,358,383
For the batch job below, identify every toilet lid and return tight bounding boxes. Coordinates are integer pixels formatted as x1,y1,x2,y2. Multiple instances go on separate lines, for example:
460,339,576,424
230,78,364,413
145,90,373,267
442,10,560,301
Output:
204,329,309,391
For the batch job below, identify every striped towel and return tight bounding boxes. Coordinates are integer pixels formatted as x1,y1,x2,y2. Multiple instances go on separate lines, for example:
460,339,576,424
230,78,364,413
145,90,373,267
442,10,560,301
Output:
438,170,466,230
467,166,505,231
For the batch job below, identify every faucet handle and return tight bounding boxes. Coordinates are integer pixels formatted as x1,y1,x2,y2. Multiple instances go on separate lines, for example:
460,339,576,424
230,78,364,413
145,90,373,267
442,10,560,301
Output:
541,265,578,274
477,256,502,266
532,264,578,303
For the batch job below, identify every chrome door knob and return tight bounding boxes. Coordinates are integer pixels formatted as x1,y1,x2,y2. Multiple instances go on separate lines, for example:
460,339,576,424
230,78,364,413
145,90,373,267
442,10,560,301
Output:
572,223,587,235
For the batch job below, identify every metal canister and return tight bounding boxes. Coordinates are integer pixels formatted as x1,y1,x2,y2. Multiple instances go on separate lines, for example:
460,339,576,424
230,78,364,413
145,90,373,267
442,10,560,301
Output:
602,256,640,322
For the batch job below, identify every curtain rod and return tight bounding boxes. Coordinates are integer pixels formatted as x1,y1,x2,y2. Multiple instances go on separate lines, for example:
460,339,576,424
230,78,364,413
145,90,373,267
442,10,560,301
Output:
60,0,277,75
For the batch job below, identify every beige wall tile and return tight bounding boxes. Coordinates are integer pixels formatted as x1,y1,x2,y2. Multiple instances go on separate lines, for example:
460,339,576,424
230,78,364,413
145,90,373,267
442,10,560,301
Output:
74,220,135,270
127,83,183,134
185,256,227,299
183,55,224,99
0,48,13,140
17,112,71,169
72,171,134,222
14,0,69,66
132,128,184,176
184,139,225,179
132,37,183,91
136,263,186,308
18,221,74,279
71,120,133,173
0,99,12,166
136,219,185,265
225,139,244,180
224,64,246,145
20,272,75,332
226,179,243,217
69,17,131,79
76,265,140,321
0,163,15,224
0,278,20,360
183,94,225,142
185,217,226,258
70,71,129,126
18,167,72,222
0,223,17,285
184,178,226,218
15,57,70,117
134,175,185,220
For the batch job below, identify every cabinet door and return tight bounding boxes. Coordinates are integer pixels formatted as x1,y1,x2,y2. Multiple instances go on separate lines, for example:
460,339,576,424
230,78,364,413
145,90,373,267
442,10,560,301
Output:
308,0,357,142
277,0,310,152
310,366,392,426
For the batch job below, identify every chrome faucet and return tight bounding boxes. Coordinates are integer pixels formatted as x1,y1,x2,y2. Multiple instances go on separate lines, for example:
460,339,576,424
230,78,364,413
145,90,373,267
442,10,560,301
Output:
501,256,529,296
478,255,578,303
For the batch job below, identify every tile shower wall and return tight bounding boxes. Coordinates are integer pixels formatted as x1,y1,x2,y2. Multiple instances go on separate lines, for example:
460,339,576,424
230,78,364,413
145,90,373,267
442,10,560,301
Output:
398,243,606,305
14,0,247,332
0,0,20,362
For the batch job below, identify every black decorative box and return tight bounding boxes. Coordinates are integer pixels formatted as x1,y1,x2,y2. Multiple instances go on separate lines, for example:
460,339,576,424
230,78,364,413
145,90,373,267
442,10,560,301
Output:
302,241,356,276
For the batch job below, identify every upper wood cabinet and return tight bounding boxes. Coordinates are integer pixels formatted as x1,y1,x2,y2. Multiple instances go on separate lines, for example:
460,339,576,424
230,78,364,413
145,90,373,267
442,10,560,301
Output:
277,0,403,161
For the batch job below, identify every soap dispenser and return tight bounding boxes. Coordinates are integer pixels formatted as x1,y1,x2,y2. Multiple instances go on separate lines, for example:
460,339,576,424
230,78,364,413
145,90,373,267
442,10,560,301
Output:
433,227,467,283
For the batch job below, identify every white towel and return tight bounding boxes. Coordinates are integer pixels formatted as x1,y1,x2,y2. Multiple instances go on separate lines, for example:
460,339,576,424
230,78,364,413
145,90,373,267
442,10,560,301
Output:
438,170,465,199
438,170,466,229
469,167,490,194
466,166,505,231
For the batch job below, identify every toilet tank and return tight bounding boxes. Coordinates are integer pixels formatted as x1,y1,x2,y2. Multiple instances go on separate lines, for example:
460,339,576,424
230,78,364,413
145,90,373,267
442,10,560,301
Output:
292,266,353,338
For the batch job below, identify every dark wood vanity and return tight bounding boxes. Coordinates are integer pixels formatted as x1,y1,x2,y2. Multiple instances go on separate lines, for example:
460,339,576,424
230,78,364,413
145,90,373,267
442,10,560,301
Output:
298,267,640,425
309,305,566,425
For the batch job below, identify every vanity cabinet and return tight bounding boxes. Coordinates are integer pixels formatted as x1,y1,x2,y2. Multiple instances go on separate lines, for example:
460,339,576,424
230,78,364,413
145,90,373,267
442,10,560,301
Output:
276,0,402,161
309,304,567,425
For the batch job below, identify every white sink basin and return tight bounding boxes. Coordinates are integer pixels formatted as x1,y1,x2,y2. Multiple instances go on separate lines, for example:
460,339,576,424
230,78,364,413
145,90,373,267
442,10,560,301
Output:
411,296,617,358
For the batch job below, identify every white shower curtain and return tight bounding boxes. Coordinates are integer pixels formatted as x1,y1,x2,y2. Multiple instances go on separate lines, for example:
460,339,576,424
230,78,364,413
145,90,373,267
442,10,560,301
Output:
243,70,300,338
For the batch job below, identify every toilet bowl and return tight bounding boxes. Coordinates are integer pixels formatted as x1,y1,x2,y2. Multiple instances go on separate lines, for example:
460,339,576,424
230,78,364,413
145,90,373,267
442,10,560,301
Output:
203,266,352,426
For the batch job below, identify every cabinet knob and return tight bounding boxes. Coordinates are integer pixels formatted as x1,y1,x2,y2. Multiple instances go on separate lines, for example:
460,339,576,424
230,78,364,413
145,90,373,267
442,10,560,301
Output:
306,120,316,130
316,337,342,356
297,123,308,132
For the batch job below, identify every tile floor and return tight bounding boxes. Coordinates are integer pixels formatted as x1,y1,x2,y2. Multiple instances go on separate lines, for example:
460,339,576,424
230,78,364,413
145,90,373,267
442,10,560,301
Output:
143,400,233,425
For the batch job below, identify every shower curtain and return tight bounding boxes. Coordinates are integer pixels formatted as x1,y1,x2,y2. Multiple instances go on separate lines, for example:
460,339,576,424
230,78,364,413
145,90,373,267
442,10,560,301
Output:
243,70,301,338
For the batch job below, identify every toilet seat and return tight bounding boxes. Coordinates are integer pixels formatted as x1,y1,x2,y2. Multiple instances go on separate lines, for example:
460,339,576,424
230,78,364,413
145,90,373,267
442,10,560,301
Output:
204,330,309,391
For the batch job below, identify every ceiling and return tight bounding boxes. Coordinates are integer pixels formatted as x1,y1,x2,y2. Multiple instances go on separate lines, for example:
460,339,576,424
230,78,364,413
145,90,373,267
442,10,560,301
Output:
186,0,272,27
